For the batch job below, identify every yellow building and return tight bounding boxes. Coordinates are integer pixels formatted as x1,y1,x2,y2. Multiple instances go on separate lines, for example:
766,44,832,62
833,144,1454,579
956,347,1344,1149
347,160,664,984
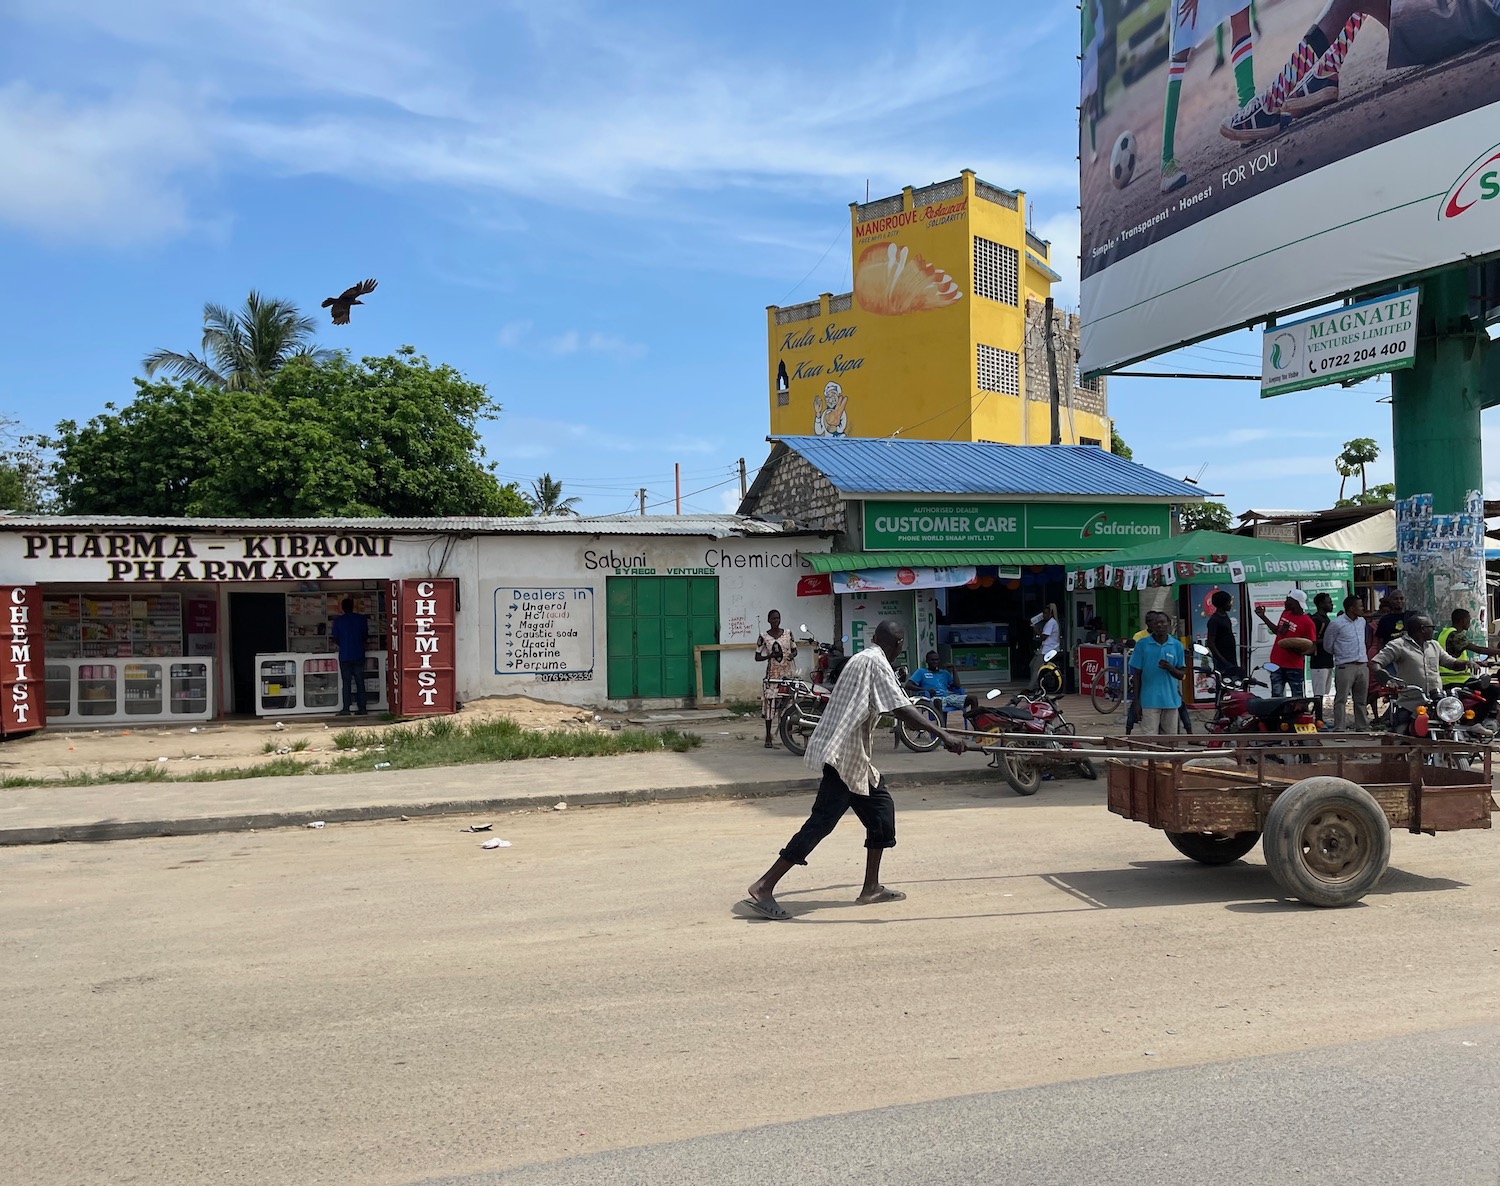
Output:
767,171,1110,446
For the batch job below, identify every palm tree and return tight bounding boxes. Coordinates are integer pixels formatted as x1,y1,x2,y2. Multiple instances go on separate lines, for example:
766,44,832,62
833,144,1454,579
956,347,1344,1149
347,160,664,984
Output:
143,291,333,391
1335,437,1380,502
528,473,581,516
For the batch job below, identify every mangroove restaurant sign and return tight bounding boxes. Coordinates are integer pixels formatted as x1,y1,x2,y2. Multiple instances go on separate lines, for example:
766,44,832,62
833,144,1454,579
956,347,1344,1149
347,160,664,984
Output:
862,502,1171,551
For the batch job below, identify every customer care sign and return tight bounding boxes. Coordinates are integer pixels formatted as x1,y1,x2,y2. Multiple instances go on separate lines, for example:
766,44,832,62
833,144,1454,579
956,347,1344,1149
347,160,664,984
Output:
1261,288,1418,398
862,502,1171,550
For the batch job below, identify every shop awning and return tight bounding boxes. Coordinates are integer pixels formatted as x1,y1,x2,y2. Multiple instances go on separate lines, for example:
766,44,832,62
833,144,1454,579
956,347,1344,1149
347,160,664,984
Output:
802,550,1111,573
1063,530,1354,584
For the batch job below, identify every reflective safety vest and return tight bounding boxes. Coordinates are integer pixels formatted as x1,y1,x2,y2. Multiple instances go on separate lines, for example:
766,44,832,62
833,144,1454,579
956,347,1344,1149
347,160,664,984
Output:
1436,626,1472,687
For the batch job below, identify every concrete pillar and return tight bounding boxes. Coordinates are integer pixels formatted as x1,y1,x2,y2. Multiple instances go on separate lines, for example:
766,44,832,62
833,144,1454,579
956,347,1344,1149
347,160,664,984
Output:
1392,269,1487,629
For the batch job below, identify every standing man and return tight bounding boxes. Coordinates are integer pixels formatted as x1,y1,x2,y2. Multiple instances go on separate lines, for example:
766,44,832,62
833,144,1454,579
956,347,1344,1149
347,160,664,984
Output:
1373,589,1409,650
1309,592,1336,722
330,597,370,717
1322,595,1370,730
1128,611,1187,734
1371,613,1469,723
1256,590,1316,697
741,620,964,921
1031,603,1061,689
1205,589,1241,675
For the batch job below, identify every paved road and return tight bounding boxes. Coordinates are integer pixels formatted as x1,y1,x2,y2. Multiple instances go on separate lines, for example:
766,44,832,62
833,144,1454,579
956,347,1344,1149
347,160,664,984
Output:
3,779,1497,1186
425,1024,1500,1185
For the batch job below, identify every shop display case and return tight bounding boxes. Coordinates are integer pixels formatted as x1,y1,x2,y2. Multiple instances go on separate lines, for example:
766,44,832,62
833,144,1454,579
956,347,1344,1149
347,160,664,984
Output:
42,659,214,725
42,593,185,659
286,591,389,653
254,653,388,717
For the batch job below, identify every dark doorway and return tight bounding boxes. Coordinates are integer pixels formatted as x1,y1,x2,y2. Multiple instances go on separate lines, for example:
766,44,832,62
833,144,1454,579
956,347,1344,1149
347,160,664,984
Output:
229,592,287,714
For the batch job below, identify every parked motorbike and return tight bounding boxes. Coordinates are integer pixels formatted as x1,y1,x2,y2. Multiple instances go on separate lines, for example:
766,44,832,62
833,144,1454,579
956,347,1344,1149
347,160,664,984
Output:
965,687,1094,795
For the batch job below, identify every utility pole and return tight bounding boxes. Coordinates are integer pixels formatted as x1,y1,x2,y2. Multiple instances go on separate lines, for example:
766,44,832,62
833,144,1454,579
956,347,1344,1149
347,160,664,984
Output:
675,464,681,515
738,458,747,502
1045,296,1062,446
637,488,646,516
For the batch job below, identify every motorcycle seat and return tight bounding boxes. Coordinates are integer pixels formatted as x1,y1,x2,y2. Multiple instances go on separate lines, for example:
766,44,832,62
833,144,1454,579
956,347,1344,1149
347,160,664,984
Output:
1245,696,1305,719
996,706,1035,722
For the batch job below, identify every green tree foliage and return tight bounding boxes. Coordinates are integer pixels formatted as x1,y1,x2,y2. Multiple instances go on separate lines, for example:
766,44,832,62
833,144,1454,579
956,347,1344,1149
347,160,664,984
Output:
0,418,48,512
1179,501,1233,532
1336,482,1395,509
1109,423,1132,460
46,348,528,518
142,291,334,392
1334,437,1380,502
527,473,581,516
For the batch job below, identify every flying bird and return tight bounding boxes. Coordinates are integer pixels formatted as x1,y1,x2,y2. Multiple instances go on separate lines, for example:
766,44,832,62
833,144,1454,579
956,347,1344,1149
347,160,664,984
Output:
322,278,378,325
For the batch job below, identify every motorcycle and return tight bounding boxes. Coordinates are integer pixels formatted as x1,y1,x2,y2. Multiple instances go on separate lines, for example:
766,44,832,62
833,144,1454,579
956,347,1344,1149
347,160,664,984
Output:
1192,646,1318,759
1380,674,1479,765
965,687,1094,795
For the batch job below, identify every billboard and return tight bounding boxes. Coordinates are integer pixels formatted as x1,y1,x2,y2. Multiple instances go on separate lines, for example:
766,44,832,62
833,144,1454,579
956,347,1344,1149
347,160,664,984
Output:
1079,0,1500,375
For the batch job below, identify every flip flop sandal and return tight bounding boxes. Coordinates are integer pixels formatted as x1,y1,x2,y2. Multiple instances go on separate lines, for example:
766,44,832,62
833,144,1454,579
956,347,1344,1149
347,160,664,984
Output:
739,896,791,921
857,887,907,905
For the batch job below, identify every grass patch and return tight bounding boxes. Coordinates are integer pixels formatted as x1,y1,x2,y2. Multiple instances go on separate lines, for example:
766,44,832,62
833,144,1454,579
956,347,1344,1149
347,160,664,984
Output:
723,699,762,717
289,739,311,753
0,719,703,787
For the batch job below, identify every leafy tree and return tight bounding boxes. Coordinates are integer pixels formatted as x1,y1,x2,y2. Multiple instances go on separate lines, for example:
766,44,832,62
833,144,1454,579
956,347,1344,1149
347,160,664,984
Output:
527,473,581,516
1180,501,1232,532
46,348,529,518
142,291,334,391
1109,423,1132,460
0,418,47,512
1335,437,1380,502
1336,482,1395,509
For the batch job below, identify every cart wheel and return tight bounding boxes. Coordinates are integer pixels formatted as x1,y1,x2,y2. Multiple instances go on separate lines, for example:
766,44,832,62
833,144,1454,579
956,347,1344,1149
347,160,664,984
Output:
1165,830,1260,864
1002,754,1041,795
1262,776,1391,907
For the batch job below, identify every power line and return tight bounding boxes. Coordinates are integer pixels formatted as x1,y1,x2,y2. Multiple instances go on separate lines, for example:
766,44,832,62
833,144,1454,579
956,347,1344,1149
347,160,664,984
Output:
774,220,850,308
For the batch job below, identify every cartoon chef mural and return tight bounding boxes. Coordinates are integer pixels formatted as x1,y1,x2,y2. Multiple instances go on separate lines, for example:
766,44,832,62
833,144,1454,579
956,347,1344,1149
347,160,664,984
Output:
814,381,848,437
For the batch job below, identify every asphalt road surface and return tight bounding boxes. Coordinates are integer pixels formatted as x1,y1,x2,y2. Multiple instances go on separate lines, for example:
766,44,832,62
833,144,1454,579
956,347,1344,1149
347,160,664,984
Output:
3,778,1498,1185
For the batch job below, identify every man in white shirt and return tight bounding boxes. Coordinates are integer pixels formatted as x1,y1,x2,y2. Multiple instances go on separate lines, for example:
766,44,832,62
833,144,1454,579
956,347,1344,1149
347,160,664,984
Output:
1031,603,1061,689
741,619,964,921
1322,595,1369,730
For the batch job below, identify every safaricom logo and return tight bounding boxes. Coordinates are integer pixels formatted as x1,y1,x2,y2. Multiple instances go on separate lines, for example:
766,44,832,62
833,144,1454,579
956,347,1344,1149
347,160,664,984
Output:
1440,145,1500,221
1081,513,1163,539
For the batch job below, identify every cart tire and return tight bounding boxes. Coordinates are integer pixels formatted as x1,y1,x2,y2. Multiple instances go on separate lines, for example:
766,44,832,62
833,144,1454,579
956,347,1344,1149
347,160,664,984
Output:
777,700,813,757
1002,754,1041,795
1090,679,1122,714
896,701,944,753
1263,776,1391,907
1165,830,1260,864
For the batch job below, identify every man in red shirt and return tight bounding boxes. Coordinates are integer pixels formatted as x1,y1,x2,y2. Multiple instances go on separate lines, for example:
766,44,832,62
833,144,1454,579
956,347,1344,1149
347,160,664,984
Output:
1256,589,1317,698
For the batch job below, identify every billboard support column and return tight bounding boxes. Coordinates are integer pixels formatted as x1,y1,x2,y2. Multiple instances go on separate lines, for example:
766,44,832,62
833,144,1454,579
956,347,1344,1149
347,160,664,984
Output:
1392,269,1486,627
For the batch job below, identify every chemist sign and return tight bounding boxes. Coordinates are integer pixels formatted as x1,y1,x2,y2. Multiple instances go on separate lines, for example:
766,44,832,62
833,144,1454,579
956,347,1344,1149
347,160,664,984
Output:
1261,289,1419,398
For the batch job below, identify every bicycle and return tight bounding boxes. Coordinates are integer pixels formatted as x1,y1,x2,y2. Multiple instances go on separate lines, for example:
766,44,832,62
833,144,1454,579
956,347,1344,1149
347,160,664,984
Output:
1090,652,1126,713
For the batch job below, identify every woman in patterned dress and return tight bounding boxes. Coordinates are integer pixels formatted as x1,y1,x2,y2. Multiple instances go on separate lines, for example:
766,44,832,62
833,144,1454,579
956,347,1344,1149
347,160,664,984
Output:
756,610,798,749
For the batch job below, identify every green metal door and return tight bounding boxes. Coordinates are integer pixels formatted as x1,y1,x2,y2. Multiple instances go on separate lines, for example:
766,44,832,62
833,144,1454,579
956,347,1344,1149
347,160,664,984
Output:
606,576,719,700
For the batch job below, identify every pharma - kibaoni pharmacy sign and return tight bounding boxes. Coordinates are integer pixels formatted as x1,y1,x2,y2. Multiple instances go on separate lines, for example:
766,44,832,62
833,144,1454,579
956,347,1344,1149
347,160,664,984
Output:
862,501,1171,550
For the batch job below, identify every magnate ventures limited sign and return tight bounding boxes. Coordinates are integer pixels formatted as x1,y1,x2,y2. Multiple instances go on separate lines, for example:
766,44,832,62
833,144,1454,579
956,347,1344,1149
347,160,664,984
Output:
862,501,1171,550
1261,289,1419,398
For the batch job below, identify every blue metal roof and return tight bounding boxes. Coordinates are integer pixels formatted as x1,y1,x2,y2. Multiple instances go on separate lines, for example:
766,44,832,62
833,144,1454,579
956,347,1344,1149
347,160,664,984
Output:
773,437,1205,500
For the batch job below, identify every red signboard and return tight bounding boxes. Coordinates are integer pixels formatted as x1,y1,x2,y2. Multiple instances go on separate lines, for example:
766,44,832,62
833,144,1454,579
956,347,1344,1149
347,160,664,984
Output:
389,579,457,716
0,586,45,736
1076,644,1106,695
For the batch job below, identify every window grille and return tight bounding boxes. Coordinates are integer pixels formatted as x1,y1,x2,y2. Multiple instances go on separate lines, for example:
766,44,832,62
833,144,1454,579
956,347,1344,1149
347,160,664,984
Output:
977,344,1020,396
973,236,1019,306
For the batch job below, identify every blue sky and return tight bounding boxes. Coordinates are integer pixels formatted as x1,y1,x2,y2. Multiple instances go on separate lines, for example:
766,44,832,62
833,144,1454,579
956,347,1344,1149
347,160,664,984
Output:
1,0,1489,516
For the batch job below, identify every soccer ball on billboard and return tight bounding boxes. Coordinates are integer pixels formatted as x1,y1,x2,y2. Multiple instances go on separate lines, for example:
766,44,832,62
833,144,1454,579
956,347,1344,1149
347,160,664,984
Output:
1110,132,1137,190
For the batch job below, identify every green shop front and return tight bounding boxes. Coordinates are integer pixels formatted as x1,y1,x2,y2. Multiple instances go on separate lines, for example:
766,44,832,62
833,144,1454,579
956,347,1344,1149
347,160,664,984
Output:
801,498,1176,688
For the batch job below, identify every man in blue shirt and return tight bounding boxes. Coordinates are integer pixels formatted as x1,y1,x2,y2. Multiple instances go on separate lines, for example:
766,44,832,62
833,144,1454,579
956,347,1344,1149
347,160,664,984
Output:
1128,611,1187,734
330,597,370,716
905,651,969,716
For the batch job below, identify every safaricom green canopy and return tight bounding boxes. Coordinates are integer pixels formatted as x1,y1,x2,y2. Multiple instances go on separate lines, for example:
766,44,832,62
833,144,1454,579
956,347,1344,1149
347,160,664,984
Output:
1065,530,1354,585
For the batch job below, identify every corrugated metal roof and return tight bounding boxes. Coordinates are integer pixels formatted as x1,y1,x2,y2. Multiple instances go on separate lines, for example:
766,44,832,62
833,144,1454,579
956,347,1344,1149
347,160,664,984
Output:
772,437,1205,500
0,513,799,539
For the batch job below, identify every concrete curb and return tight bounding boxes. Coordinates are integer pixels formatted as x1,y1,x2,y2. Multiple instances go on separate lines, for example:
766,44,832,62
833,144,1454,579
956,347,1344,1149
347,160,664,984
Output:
0,766,1001,847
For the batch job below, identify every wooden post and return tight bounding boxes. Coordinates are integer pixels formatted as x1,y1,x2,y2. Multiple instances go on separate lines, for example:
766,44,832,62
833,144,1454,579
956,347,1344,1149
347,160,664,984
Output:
675,464,681,514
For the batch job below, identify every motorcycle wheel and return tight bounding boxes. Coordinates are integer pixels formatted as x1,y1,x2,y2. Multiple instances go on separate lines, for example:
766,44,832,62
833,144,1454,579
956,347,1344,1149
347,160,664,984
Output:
1074,758,1098,780
1039,666,1064,697
777,698,816,756
896,701,945,753
1001,753,1041,795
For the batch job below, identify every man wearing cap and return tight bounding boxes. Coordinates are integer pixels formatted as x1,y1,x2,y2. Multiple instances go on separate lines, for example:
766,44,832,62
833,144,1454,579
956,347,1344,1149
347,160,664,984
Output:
1256,590,1317,698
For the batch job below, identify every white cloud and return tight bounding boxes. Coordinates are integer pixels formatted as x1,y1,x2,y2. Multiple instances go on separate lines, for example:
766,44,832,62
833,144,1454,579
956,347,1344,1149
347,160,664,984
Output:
497,322,647,361
0,80,205,244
